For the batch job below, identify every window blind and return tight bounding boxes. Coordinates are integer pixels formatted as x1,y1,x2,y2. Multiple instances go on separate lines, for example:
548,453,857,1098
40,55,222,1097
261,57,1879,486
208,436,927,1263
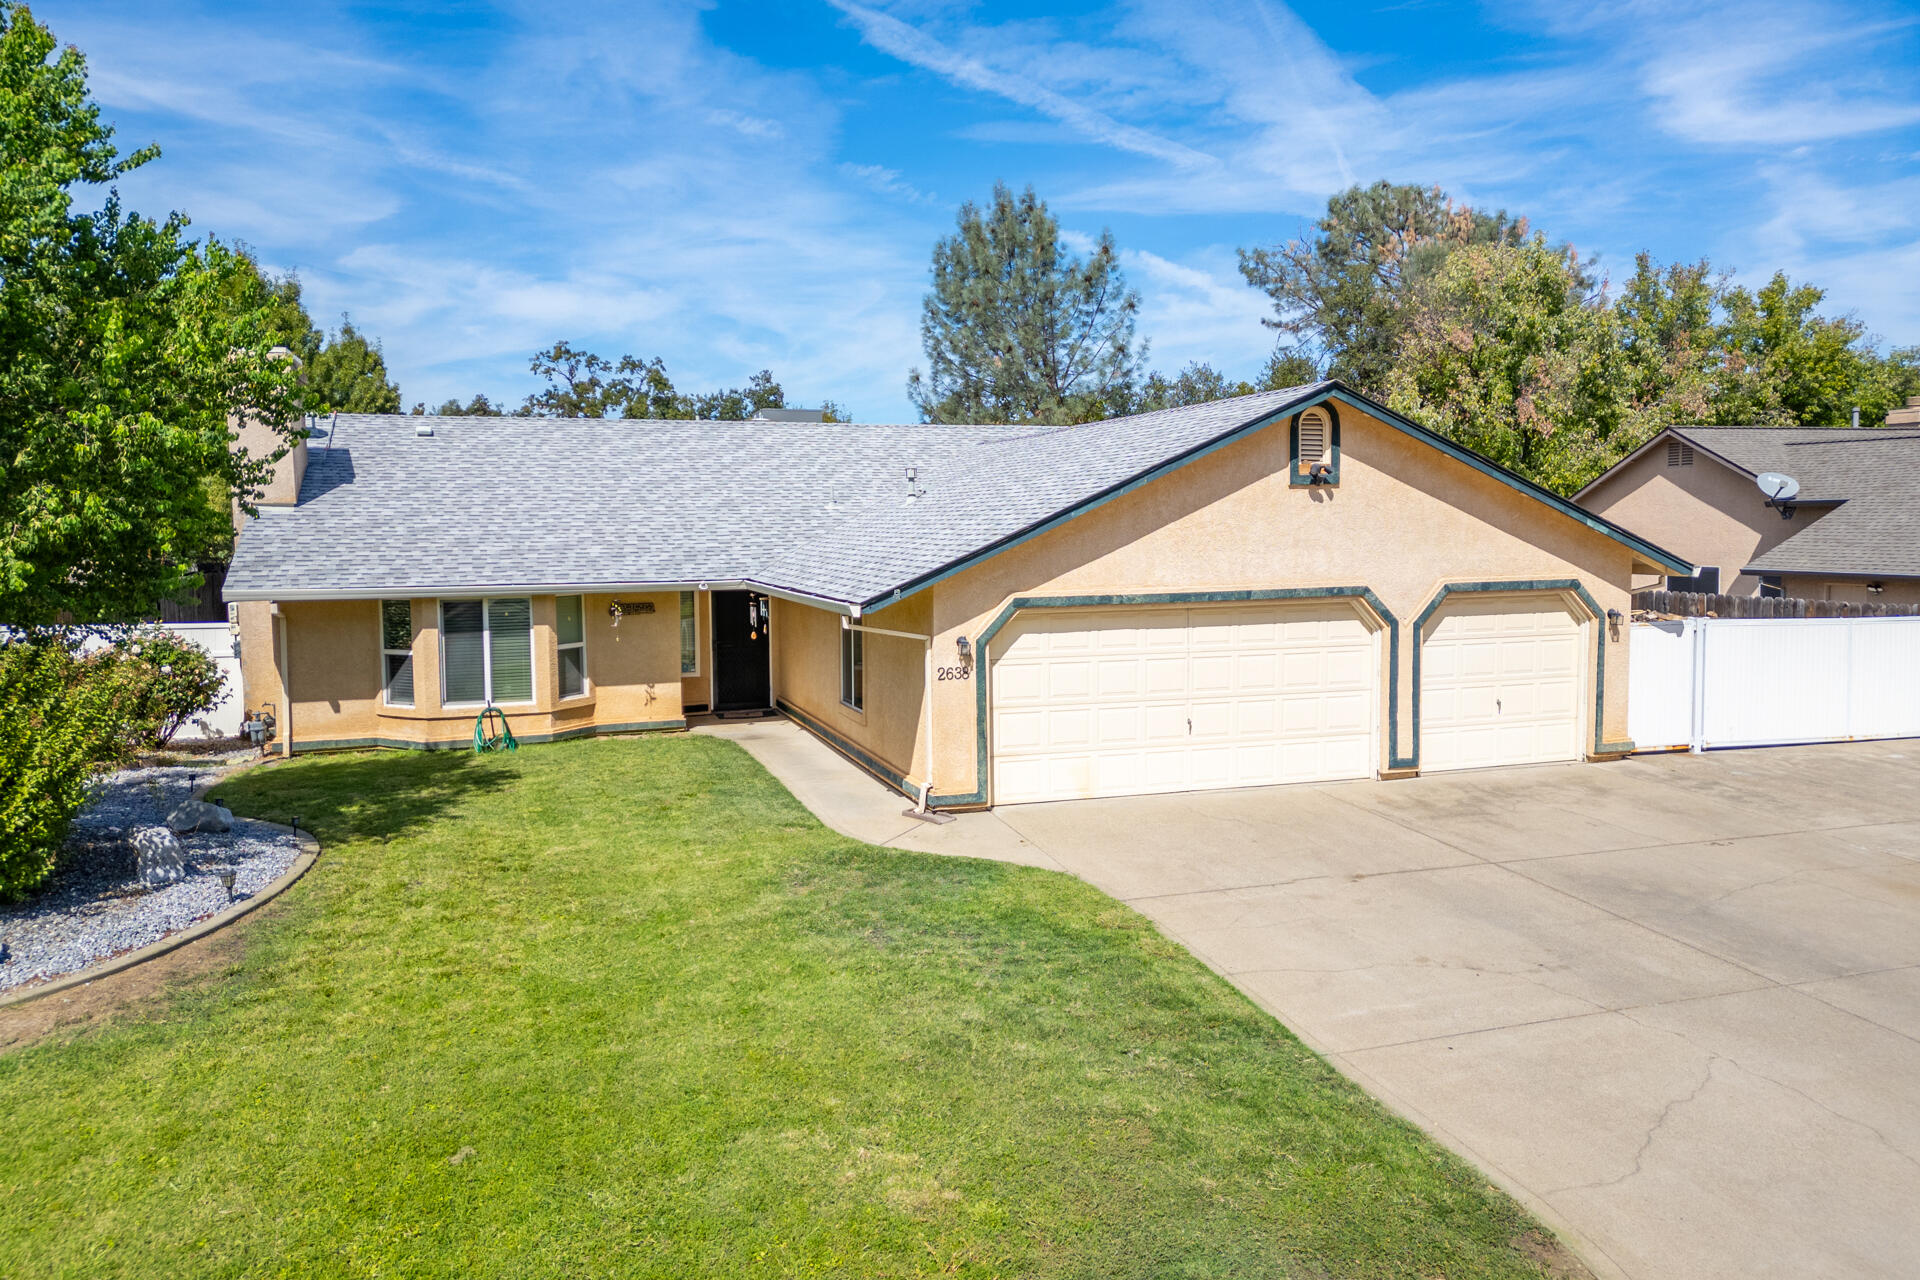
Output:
488,598,533,703
442,601,486,704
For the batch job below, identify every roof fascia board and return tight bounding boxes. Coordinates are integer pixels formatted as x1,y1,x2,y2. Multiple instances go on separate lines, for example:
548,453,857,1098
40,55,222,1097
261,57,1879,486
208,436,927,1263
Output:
862,389,1325,611
865,383,1691,611
1321,387,1694,575
1572,426,1759,502
1740,563,1920,581
224,579,856,614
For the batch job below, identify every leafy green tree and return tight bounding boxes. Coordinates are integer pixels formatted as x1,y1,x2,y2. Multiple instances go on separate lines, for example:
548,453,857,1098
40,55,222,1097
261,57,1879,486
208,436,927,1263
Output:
1384,238,1627,493
521,344,827,421
1238,182,1530,394
1611,253,1720,438
303,316,401,413
1710,273,1880,427
682,369,785,420
521,341,679,418
0,3,302,629
415,394,505,416
909,183,1143,424
1132,363,1252,412
1259,345,1323,390
219,262,401,414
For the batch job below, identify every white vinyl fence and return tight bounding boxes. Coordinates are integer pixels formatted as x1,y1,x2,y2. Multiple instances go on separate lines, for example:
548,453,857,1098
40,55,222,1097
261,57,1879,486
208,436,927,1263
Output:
76,621,243,741
1629,616,1920,752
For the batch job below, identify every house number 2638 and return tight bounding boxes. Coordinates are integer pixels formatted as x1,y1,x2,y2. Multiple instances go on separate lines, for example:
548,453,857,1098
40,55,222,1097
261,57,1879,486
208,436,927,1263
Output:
936,666,972,681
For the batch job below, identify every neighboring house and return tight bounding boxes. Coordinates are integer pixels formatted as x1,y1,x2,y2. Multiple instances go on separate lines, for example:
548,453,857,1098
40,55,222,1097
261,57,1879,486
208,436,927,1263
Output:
1576,409,1920,603
223,381,1686,807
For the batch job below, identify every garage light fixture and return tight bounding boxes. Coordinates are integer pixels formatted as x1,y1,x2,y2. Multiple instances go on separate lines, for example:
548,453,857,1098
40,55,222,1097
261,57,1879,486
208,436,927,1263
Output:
955,635,972,668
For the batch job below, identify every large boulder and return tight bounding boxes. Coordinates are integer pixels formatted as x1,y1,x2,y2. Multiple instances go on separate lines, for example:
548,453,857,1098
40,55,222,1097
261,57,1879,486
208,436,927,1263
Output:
166,799,232,835
132,826,186,888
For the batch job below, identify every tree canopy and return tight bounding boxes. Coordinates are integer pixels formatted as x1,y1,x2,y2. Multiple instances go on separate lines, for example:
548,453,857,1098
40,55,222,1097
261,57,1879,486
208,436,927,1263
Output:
1238,182,1531,394
1247,182,1920,493
910,183,1142,424
514,341,840,421
0,2,301,628
219,260,403,414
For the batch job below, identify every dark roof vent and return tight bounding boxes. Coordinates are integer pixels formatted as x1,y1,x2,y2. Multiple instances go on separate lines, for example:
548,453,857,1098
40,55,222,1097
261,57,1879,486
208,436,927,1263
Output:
752,408,827,423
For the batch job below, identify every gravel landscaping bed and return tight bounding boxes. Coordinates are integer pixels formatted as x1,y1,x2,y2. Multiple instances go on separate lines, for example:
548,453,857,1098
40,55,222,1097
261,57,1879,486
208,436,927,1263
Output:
0,760,303,994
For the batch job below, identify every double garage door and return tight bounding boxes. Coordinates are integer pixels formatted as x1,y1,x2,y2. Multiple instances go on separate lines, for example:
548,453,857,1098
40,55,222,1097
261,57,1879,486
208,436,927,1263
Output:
990,602,1378,805
988,595,1587,804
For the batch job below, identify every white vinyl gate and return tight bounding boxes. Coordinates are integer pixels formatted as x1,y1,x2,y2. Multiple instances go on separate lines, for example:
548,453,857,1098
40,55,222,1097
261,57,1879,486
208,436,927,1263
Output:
1628,616,1920,751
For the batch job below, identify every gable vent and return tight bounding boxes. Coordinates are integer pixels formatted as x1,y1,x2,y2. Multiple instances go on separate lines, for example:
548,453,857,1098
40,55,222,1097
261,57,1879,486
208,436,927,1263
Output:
1297,407,1330,473
1666,440,1694,467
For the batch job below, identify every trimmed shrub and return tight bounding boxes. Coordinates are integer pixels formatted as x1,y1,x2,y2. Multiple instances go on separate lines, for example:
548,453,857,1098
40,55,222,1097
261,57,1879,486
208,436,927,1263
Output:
0,642,130,900
115,627,227,745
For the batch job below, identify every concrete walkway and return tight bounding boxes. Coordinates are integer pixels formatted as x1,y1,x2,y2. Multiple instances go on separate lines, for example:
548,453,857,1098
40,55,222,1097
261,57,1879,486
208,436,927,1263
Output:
703,719,1920,1280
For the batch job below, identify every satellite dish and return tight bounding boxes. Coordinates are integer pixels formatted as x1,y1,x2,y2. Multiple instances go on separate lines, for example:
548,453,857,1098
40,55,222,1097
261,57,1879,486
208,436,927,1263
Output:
1756,472,1800,502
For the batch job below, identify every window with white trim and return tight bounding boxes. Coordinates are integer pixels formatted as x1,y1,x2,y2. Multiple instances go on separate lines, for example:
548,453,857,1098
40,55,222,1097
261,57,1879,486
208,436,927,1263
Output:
680,591,698,675
839,625,864,711
557,594,587,699
381,599,414,706
441,597,533,706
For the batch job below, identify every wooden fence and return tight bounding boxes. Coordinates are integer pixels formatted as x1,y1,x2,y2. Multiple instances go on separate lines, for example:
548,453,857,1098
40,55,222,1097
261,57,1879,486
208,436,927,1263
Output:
1633,589,1920,620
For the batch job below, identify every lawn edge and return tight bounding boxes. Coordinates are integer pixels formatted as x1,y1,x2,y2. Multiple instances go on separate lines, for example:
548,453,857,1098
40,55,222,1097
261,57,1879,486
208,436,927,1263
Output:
0,819,320,1011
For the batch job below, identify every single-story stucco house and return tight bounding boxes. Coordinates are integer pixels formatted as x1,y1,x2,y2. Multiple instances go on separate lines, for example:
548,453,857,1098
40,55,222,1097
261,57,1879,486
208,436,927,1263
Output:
1575,414,1920,603
223,381,1687,807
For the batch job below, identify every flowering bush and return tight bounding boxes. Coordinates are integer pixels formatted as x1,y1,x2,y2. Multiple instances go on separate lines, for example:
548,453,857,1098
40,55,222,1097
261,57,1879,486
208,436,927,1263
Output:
115,627,228,745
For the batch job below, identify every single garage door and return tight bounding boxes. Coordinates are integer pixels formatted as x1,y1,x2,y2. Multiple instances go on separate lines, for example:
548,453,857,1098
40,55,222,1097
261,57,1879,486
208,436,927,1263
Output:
1420,595,1584,772
990,602,1377,804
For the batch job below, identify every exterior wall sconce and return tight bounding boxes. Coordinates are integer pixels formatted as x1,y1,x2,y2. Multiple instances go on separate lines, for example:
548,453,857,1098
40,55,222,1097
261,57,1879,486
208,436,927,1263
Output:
1867,582,1886,595
1606,607,1625,640
955,635,973,668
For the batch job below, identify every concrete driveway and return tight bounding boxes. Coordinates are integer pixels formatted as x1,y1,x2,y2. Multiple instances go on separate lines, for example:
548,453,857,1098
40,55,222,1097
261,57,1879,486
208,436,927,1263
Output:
712,722,1920,1280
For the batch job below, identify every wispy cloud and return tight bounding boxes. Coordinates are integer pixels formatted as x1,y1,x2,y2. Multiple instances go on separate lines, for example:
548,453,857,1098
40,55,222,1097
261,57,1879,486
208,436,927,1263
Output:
826,1,1220,170
39,0,1920,422
840,162,938,205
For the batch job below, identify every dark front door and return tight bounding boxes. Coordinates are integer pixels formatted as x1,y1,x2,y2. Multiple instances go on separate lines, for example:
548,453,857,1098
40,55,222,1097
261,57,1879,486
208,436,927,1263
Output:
711,590,772,713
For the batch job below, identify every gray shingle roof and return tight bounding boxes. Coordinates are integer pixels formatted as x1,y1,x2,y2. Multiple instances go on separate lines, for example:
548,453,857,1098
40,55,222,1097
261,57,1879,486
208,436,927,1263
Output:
225,383,1683,608
1671,427,1920,577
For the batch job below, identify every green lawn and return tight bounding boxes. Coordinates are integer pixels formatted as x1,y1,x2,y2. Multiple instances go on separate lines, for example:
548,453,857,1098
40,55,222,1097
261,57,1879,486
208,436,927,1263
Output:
1,737,1565,1278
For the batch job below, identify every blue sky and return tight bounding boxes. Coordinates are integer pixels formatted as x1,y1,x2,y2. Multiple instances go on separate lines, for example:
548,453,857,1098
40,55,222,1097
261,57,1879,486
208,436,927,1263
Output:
45,0,1920,422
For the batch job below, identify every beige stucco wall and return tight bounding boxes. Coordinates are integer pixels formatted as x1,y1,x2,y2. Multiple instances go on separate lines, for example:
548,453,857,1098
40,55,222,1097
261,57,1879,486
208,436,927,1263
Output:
1580,443,1831,596
1776,575,1920,605
229,412,307,534
772,592,932,790
238,592,687,753
241,405,1644,785
764,404,1641,805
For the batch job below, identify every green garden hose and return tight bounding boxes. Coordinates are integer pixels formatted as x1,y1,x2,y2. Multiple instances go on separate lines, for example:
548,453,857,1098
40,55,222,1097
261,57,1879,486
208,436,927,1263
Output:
473,705,518,753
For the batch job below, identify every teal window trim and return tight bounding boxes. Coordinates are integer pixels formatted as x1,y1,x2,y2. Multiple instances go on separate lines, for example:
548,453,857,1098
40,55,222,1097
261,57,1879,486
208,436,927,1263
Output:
1288,403,1340,488
932,586,1407,808
1409,579,1632,762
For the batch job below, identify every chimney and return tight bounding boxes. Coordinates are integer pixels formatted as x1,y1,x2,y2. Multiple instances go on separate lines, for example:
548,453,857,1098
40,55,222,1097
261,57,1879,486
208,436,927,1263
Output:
1887,396,1920,429
230,346,309,531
